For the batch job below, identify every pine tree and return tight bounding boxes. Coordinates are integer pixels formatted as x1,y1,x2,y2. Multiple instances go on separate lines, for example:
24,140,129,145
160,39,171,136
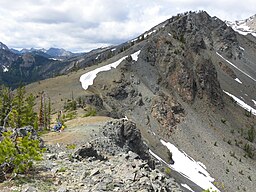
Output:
9,86,26,128
14,86,26,128
0,86,13,126
47,97,51,129
43,97,47,129
38,91,44,130
24,93,36,127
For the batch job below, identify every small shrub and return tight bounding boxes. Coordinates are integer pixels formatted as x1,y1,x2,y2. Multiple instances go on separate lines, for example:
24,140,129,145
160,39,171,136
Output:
64,99,77,111
244,143,254,159
245,110,252,117
164,167,171,175
221,118,226,124
238,170,244,175
83,107,97,117
66,144,76,150
246,126,255,142
58,167,66,172
63,111,77,121
0,132,45,181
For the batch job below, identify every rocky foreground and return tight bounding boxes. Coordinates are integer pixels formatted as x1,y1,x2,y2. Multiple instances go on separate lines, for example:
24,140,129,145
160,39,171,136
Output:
1,119,183,192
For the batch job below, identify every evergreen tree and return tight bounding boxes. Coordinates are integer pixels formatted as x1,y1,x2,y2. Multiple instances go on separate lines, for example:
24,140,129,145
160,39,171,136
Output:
9,86,26,128
24,93,36,127
47,97,51,129
0,86,13,126
43,97,47,129
38,91,44,130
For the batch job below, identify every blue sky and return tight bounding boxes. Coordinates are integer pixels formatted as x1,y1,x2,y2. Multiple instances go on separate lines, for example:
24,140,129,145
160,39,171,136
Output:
0,0,254,52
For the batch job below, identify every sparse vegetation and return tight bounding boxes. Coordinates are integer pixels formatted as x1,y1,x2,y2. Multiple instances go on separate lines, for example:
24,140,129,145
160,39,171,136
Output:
246,126,255,142
164,167,171,175
64,99,77,111
63,111,77,121
221,118,226,124
0,132,45,181
66,144,76,150
83,107,97,117
244,143,254,159
244,109,252,117
58,167,67,172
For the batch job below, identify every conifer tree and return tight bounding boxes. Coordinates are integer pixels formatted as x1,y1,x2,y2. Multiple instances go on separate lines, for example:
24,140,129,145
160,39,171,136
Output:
24,93,36,127
38,91,44,130
47,97,51,129
0,86,13,126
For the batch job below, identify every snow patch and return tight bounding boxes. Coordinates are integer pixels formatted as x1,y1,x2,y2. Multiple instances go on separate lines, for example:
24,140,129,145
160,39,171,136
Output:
144,29,156,38
80,51,140,90
181,184,195,192
223,90,256,115
131,38,138,42
216,52,256,82
2,65,8,72
252,99,256,106
131,50,141,61
239,46,245,51
111,48,116,52
95,54,100,60
235,78,242,84
149,140,220,192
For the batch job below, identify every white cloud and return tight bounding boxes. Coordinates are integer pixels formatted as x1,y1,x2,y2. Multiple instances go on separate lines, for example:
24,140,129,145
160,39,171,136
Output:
0,0,254,52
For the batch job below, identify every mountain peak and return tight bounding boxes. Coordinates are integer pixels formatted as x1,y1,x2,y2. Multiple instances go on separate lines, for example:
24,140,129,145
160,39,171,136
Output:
0,42,9,50
226,14,256,36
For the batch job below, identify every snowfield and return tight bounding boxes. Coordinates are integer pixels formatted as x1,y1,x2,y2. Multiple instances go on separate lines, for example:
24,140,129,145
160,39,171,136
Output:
80,50,141,90
223,90,256,115
150,140,220,192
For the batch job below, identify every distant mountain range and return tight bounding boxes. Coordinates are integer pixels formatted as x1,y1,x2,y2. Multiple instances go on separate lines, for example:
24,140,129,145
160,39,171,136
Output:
226,14,256,36
10,47,77,59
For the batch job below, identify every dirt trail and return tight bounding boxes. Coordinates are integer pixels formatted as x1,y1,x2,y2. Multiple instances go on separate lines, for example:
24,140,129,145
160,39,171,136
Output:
42,116,112,145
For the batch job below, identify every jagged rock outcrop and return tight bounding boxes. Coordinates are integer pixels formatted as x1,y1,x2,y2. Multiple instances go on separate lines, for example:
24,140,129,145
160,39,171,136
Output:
102,119,151,160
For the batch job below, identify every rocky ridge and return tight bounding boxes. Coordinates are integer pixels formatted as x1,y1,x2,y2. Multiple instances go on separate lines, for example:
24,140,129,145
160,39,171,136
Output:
1,119,183,192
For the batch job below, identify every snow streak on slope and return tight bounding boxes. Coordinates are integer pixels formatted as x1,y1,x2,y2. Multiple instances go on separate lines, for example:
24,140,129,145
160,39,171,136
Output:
216,52,256,82
235,78,242,84
252,99,256,106
223,90,256,115
149,140,219,192
131,50,141,61
80,50,141,90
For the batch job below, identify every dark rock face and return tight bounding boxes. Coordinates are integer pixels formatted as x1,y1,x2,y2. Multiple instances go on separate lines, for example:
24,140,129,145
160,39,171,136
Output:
138,12,226,108
102,119,150,160
74,143,106,161
108,86,128,100
77,94,104,108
